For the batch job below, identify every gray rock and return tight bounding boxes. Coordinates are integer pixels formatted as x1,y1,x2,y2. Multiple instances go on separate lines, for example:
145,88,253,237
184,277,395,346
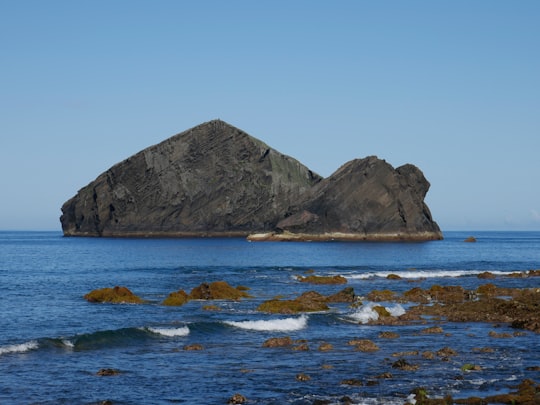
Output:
274,156,442,240
60,120,442,240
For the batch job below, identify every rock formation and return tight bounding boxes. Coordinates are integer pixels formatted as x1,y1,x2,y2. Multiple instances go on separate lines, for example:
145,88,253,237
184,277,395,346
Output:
257,156,441,241
60,119,442,240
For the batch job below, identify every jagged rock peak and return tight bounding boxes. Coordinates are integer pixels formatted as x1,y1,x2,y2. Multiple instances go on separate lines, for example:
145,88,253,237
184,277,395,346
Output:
60,120,442,241
60,119,322,237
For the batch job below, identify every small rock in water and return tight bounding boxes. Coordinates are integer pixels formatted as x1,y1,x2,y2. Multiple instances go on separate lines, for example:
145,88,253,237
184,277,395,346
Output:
340,378,363,386
296,373,311,381
392,358,419,371
227,393,247,404
96,368,120,376
262,336,293,348
183,344,204,351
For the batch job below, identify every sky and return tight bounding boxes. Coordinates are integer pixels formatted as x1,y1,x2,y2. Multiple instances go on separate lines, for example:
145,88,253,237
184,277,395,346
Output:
1,1,539,232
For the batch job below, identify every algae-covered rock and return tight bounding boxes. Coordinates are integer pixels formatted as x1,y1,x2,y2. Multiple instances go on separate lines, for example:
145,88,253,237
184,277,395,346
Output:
407,287,540,333
461,363,482,372
318,342,333,351
348,339,379,352
341,378,363,386
295,373,311,382
367,289,397,302
402,287,431,303
293,343,310,351
257,291,329,314
454,379,540,404
421,326,444,334
297,275,347,284
326,287,356,303
228,393,247,404
379,331,400,339
96,368,121,376
188,281,251,300
436,347,458,357
392,358,419,371
84,286,144,304
162,289,189,306
262,336,293,348
373,305,391,317
428,285,465,304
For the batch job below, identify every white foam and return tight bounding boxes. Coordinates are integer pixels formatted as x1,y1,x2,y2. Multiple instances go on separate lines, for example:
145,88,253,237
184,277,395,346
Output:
62,339,75,348
0,340,39,356
147,326,190,337
387,303,406,317
224,315,308,331
405,394,417,404
347,269,511,279
349,304,380,323
348,303,405,324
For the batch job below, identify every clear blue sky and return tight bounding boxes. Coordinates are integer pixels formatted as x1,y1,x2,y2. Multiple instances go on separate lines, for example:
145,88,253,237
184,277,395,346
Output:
1,1,539,232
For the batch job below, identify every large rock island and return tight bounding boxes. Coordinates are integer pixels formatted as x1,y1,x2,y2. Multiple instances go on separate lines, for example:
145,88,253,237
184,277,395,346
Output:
60,120,442,241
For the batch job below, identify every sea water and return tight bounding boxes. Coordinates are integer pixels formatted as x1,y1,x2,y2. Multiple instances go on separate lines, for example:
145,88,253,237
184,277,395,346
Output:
0,231,539,404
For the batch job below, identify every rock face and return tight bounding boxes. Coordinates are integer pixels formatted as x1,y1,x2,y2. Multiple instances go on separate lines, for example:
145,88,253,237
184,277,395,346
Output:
61,120,321,237
60,119,442,240
268,157,441,240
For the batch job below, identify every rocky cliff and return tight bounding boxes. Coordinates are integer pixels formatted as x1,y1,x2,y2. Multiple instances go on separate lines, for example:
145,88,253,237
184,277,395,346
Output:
263,157,441,241
60,119,442,240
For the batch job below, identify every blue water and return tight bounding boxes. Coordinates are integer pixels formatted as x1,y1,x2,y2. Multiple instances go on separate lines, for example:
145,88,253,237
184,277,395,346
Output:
1,231,539,404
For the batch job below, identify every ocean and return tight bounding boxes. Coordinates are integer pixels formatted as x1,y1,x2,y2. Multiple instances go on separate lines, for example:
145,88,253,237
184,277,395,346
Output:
1,231,539,404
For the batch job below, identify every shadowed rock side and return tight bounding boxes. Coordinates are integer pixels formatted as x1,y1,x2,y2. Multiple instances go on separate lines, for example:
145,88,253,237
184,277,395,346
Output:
61,119,442,240
61,120,321,237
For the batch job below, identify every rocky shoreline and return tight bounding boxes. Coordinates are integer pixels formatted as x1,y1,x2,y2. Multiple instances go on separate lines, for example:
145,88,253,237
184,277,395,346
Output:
84,270,540,404
247,231,444,242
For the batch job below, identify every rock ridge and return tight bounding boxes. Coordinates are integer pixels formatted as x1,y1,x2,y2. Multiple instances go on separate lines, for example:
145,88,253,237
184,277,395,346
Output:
60,119,442,241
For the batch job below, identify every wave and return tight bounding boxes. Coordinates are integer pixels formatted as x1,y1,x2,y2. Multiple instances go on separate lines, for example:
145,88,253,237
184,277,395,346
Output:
1,325,192,356
61,339,75,348
146,326,190,337
347,269,512,279
347,303,406,324
0,340,39,356
224,315,308,331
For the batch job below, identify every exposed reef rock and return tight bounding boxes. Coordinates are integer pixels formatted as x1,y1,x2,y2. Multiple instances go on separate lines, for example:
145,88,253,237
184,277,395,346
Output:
61,119,442,241
257,287,355,314
188,281,251,300
84,286,144,304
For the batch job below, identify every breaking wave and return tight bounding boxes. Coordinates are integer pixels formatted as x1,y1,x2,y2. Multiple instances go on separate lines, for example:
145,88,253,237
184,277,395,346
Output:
224,315,308,331
348,303,406,324
0,340,39,356
1,325,191,356
347,269,511,279
146,326,190,337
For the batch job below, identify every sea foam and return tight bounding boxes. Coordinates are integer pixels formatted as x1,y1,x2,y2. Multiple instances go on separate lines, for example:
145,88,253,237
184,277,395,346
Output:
61,339,75,348
348,303,406,324
147,326,190,337
347,269,510,279
224,315,308,331
0,340,39,356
